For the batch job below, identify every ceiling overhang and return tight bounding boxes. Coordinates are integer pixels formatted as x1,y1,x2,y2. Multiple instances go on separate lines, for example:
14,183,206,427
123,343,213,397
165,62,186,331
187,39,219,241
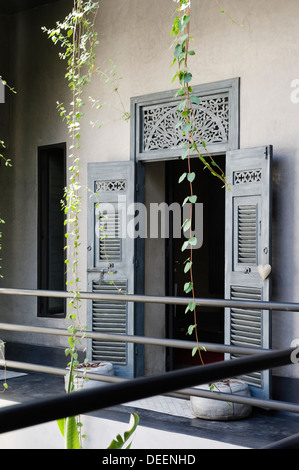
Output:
0,0,61,15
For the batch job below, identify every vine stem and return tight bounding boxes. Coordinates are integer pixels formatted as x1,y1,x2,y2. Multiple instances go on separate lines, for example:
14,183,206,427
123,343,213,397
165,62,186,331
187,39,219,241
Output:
173,1,232,396
174,0,227,365
183,1,204,365
214,0,244,27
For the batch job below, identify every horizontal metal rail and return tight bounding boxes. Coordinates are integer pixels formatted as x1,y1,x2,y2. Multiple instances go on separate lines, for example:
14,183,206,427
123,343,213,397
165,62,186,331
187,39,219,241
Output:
2,358,299,415
0,286,299,447
262,433,299,449
0,348,294,435
0,286,299,311
0,322,267,356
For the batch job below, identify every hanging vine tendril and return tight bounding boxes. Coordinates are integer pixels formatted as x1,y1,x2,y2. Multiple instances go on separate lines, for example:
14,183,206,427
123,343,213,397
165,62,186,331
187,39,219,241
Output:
170,0,241,365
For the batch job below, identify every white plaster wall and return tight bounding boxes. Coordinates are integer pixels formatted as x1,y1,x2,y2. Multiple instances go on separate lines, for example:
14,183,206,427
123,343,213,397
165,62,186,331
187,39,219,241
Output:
0,0,299,379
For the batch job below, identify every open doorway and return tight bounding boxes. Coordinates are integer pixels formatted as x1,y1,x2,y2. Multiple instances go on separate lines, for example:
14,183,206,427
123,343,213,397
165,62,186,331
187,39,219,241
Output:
37,143,66,318
165,156,225,370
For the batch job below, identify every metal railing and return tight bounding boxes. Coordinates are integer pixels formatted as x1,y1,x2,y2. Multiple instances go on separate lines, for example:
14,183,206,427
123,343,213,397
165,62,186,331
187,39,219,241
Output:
0,286,298,449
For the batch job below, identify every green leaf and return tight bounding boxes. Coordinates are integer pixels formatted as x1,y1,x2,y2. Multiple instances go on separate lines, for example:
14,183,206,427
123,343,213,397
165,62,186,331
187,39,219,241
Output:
174,88,185,97
170,56,177,67
174,44,183,58
187,172,195,182
181,148,190,160
184,281,193,293
184,261,192,273
108,413,139,449
190,95,201,105
182,195,192,206
57,418,65,437
184,72,192,83
181,240,189,251
185,301,196,313
189,195,197,203
192,347,198,357
57,417,81,449
188,236,198,245
182,122,192,134
181,110,190,119
178,172,187,183
187,324,195,335
178,14,190,31
65,417,81,449
183,218,191,232
178,99,187,111
180,33,189,42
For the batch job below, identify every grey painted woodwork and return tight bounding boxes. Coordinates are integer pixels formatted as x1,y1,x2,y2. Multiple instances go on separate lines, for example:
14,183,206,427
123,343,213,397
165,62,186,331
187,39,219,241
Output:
86,79,243,379
225,146,273,399
87,161,135,378
130,78,240,163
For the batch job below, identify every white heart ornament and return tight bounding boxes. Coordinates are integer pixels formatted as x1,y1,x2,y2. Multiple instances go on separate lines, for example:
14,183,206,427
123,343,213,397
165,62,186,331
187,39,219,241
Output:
258,264,271,280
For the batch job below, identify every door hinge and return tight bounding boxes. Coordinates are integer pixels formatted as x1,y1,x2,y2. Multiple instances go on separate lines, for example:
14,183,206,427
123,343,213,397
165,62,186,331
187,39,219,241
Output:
264,147,268,159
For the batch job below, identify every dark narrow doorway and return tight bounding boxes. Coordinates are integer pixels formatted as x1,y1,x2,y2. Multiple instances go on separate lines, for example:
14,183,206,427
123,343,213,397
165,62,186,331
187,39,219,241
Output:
166,157,225,370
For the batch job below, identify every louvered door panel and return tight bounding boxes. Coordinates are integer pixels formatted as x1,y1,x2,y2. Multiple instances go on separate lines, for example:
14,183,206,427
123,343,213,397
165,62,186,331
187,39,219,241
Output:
87,161,135,378
230,286,262,387
92,280,127,364
233,196,260,272
225,146,272,399
237,205,257,265
97,207,121,261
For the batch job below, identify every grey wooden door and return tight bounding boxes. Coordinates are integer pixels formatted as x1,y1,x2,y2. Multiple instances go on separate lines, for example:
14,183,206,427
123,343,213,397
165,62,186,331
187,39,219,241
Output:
225,146,272,399
87,161,135,378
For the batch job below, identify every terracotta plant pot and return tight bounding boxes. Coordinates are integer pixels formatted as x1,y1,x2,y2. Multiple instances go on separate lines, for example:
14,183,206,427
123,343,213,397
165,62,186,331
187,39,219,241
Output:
190,379,252,421
65,361,114,392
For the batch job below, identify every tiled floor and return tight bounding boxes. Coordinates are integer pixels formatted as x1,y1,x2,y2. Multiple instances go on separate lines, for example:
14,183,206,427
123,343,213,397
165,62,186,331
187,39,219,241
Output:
126,395,194,418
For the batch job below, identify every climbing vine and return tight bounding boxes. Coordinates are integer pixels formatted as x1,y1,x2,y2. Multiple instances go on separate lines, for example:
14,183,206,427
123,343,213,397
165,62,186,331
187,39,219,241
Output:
42,0,100,400
0,78,15,243
0,77,14,284
0,76,15,389
170,0,240,363
43,0,133,448
42,0,101,446
0,74,16,171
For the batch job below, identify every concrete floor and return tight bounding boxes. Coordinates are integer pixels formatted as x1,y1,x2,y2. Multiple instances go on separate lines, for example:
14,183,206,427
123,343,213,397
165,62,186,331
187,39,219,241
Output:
0,370,298,449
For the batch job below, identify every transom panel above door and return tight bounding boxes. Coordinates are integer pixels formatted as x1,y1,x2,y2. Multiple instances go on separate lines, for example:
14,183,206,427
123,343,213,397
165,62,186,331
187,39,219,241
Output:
131,78,240,162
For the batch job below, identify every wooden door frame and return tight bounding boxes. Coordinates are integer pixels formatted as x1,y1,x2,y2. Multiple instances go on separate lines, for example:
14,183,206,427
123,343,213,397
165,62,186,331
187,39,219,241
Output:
131,78,240,375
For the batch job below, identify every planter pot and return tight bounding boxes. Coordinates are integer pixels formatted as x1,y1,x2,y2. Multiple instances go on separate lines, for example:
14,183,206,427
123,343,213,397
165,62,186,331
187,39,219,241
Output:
190,379,252,421
65,362,114,392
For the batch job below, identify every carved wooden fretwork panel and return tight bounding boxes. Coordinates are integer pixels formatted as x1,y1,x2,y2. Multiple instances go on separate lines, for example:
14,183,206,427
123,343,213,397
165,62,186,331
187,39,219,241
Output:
95,179,126,192
234,169,262,185
142,95,229,152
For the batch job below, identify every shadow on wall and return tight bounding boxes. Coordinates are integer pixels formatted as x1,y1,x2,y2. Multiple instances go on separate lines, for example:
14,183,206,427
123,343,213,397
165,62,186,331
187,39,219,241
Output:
271,153,298,347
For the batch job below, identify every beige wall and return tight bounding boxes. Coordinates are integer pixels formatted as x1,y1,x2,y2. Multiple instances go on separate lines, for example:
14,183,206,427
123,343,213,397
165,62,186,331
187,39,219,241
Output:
0,0,299,379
